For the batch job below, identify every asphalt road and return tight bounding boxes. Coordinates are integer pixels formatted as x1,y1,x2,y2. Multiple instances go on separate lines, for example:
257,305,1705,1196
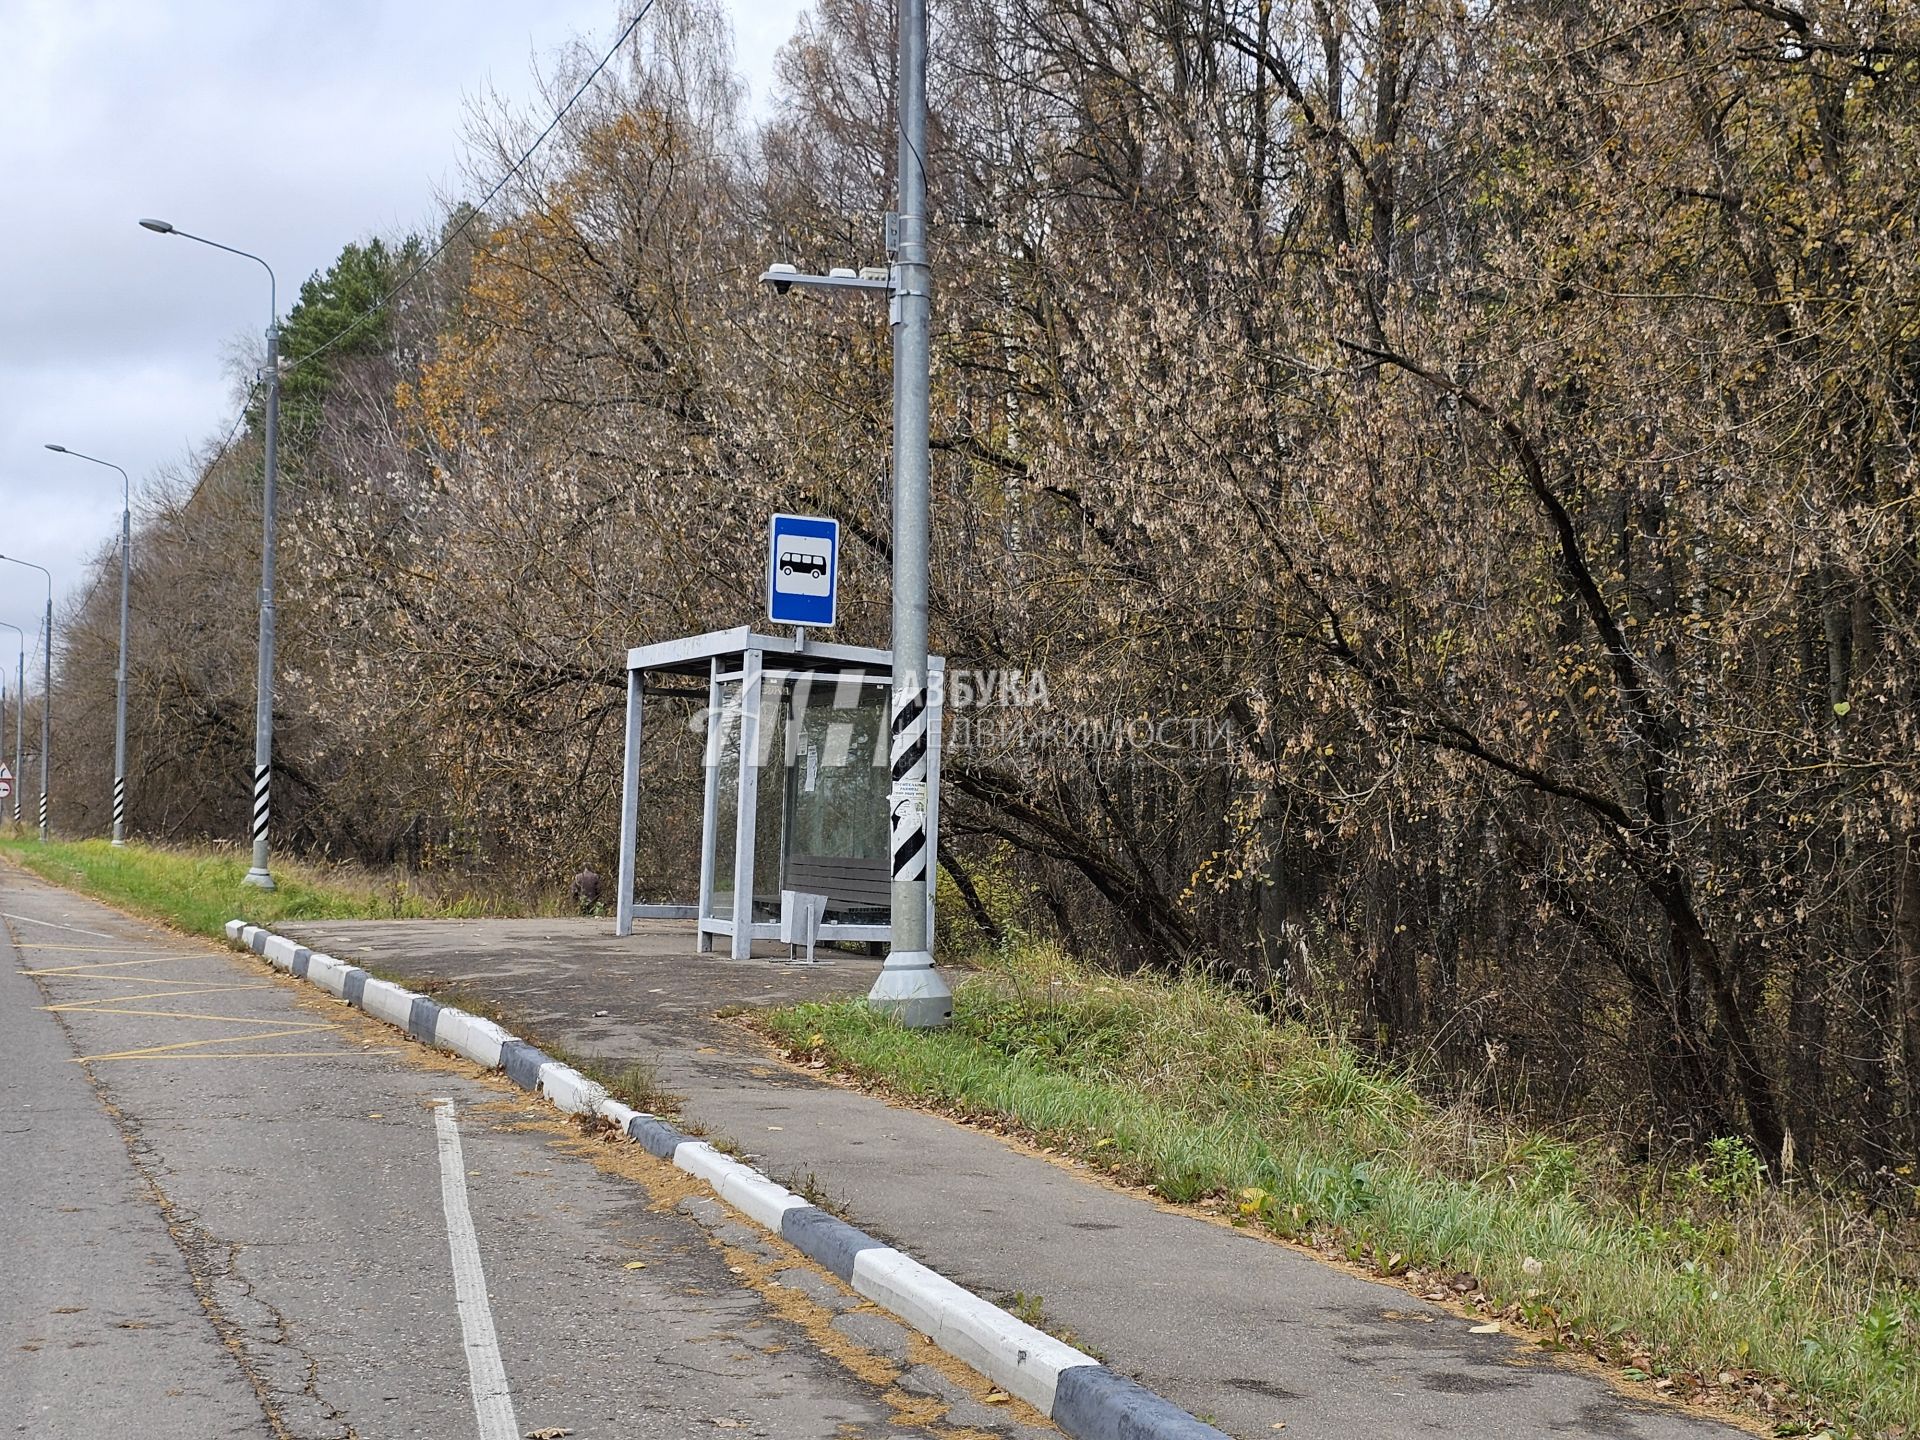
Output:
285,916,1757,1440
0,867,1048,1440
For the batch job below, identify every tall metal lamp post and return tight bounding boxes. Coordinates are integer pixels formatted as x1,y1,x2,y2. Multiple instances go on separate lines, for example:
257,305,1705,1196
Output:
0,620,22,824
140,217,280,888
0,556,53,840
46,445,132,845
758,0,950,1026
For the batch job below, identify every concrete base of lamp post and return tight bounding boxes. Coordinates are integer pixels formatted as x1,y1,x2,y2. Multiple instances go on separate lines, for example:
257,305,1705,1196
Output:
867,949,953,1028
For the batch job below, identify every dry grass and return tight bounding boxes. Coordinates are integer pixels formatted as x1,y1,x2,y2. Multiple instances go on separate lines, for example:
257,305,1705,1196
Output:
766,940,1920,1438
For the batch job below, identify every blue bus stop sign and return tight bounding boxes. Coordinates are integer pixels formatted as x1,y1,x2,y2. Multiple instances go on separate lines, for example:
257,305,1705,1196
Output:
768,513,839,627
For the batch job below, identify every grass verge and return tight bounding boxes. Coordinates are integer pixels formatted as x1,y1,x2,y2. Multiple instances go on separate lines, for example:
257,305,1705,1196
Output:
0,837,546,941
763,942,1919,1438
2,837,676,1120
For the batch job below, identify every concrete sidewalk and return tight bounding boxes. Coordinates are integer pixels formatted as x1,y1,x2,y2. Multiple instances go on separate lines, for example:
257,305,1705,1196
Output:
285,917,1751,1440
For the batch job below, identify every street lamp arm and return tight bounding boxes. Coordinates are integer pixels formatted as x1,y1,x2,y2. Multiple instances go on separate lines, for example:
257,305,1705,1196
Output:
141,222,277,322
45,446,131,507
759,266,891,295
0,555,53,592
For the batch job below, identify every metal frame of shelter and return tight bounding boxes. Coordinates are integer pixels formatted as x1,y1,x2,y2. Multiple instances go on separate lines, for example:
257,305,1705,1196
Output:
614,626,943,957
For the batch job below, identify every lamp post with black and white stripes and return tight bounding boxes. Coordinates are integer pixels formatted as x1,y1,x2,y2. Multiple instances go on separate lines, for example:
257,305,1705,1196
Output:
866,0,949,1026
140,217,280,888
0,556,52,840
45,445,132,845
0,620,22,824
755,0,949,1025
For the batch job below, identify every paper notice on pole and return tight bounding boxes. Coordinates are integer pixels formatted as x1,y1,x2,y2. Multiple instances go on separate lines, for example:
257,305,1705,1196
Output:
893,779,927,828
803,740,819,794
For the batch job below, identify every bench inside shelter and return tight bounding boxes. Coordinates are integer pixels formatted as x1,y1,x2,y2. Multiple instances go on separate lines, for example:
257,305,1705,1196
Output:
786,853,892,918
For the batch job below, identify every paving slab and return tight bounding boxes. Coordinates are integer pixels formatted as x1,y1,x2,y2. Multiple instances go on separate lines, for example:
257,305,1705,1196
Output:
283,915,1755,1440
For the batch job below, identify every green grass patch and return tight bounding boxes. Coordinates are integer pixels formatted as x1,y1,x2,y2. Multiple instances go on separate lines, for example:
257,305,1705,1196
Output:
0,837,546,941
766,942,1920,1436
2,838,675,1112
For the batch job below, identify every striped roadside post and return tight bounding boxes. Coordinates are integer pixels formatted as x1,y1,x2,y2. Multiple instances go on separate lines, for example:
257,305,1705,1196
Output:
888,687,929,882
251,762,270,861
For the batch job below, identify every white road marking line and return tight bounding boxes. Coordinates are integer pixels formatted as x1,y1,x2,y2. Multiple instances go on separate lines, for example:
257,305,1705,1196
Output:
2,912,119,941
432,1099,520,1440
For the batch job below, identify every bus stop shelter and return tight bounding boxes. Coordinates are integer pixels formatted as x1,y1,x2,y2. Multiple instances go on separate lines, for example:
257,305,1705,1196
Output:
614,626,943,958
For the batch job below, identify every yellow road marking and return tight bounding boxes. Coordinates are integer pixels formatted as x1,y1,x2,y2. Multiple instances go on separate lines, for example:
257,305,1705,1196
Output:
32,982,230,1002
45,1004,312,1026
82,1050,402,1063
23,974,222,992
11,948,187,960
46,984,276,1010
74,1024,337,1063
22,955,209,976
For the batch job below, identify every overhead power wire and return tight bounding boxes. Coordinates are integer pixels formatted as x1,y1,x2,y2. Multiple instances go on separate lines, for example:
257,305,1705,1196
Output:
170,378,263,518
286,1,656,376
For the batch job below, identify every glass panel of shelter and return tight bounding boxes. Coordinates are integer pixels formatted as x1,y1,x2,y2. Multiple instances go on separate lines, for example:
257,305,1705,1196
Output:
705,663,891,932
704,676,741,922
780,674,890,924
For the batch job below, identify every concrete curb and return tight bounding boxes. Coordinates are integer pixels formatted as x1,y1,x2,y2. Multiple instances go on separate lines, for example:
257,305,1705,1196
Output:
222,919,1228,1440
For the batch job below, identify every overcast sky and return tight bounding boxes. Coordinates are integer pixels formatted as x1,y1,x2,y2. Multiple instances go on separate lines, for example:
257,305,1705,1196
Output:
0,0,807,676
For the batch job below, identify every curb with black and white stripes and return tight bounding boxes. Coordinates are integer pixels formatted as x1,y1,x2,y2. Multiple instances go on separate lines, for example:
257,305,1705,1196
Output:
224,919,1228,1440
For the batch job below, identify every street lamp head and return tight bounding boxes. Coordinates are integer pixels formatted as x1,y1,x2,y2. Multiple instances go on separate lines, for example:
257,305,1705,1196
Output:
138,218,176,234
763,262,797,295
44,444,66,453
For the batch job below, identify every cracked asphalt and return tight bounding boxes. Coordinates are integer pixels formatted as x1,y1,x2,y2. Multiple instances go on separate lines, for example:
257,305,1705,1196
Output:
0,864,1053,1440
283,916,1761,1440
